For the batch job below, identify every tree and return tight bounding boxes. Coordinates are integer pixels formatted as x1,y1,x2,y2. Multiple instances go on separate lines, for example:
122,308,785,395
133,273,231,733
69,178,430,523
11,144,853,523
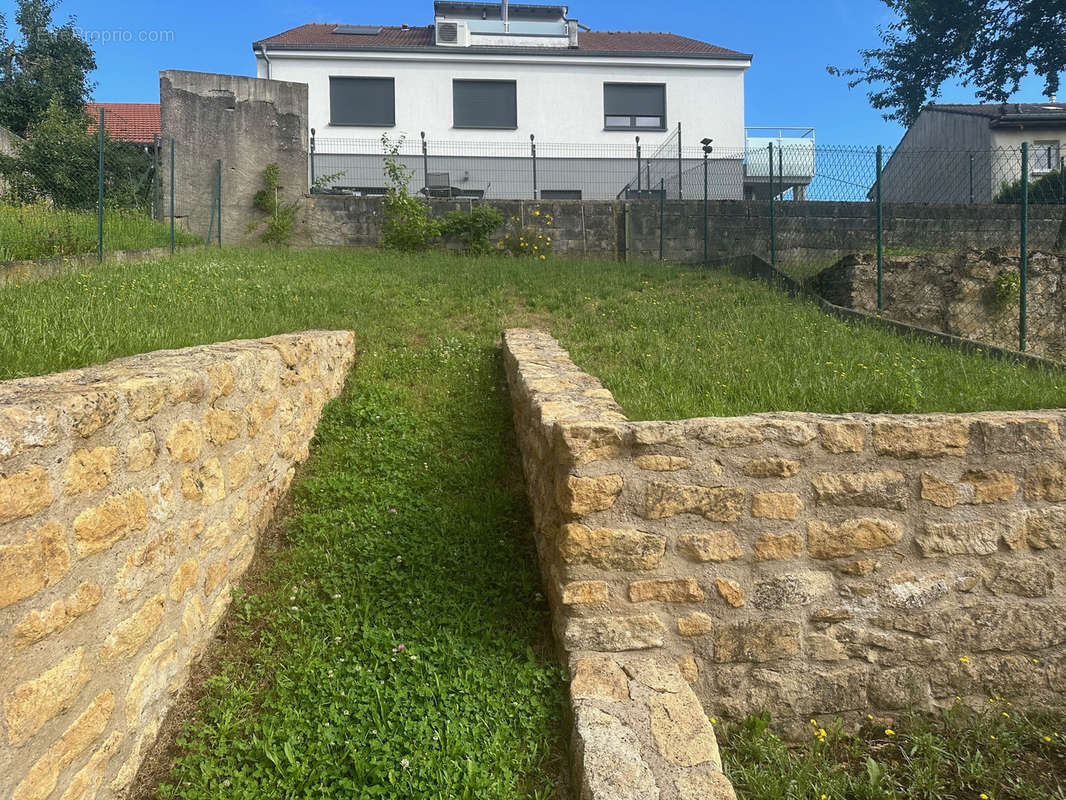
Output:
831,0,1066,126
0,98,153,209
0,0,95,137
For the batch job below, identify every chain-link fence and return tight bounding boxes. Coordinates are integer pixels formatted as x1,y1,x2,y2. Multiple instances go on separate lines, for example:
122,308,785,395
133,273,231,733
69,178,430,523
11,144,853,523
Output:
0,108,209,263
310,132,1066,359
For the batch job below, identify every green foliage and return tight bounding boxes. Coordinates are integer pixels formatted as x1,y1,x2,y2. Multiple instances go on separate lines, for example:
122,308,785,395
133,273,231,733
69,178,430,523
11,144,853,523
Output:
723,700,1066,800
249,163,300,246
830,0,1066,126
995,169,1066,205
0,201,198,260
0,98,153,209
499,212,555,259
380,134,439,252
0,0,96,137
988,268,1021,311
437,205,503,254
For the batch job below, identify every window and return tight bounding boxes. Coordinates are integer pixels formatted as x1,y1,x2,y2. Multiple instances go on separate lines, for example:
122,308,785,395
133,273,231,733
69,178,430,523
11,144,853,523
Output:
330,77,395,126
604,83,666,130
453,80,517,129
541,189,582,200
1032,140,1061,174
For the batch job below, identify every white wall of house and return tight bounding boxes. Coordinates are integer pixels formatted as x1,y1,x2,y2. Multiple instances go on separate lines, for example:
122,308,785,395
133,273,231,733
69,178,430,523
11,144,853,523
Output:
990,128,1065,191
255,50,747,150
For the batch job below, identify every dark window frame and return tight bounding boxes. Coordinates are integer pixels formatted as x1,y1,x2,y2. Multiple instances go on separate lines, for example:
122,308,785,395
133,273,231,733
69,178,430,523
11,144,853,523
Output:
540,189,583,200
452,79,518,130
603,83,667,132
329,76,396,128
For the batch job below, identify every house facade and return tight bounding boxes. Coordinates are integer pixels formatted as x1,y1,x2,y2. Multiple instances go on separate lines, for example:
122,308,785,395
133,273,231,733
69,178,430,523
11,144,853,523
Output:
252,1,753,200
879,102,1066,203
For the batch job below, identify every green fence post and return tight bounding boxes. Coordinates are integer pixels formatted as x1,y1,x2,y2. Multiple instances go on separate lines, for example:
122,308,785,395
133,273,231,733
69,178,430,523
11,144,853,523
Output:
876,145,884,313
702,151,709,265
659,177,665,262
1020,142,1029,352
169,138,175,255
217,159,222,247
677,121,683,200
97,107,105,264
768,141,776,266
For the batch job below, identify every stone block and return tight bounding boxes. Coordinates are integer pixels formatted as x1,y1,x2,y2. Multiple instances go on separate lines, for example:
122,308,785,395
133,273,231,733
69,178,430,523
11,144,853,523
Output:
1025,462,1066,501
677,531,742,563
678,612,714,636
872,419,969,458
752,492,804,520
4,648,90,746
73,490,149,557
629,578,704,603
571,657,629,702
753,532,803,561
715,578,746,608
0,523,70,609
917,520,999,557
641,482,745,522
714,620,802,663
811,471,907,510
564,615,666,651
807,518,903,560
166,419,203,463
100,593,166,665
559,474,624,516
0,465,54,524
742,457,800,478
559,524,666,571
63,447,118,495
562,581,610,606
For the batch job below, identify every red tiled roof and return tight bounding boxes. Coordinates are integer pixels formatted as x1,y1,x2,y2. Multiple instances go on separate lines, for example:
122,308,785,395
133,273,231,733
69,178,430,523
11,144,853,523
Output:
86,103,161,144
253,24,750,59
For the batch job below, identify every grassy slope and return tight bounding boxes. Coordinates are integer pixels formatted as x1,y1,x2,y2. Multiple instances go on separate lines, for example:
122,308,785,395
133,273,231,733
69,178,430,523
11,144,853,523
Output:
0,203,199,261
723,704,1066,800
2,249,1065,799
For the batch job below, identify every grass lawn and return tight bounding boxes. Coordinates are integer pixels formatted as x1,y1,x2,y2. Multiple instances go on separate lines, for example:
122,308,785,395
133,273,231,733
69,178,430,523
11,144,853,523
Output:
0,202,199,261
1,248,1065,799
723,702,1066,800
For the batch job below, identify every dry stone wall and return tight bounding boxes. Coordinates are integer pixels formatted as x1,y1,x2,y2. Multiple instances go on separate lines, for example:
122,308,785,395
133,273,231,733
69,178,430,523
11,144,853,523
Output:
0,331,354,800
504,328,1066,748
813,249,1066,362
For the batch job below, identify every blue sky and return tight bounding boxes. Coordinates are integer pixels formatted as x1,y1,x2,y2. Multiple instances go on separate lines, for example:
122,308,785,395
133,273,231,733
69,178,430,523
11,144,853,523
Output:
6,0,1060,146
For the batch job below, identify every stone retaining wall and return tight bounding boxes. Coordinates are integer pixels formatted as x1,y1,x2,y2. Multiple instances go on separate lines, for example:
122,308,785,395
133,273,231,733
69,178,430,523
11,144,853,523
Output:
504,328,1066,748
0,331,354,800
812,249,1066,362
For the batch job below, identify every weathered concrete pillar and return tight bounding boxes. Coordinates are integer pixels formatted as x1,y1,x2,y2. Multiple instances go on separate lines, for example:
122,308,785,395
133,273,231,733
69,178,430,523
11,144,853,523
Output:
159,70,308,244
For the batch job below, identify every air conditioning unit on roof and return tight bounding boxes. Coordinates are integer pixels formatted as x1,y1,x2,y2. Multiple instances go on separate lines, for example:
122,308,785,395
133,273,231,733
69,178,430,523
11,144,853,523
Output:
436,20,470,46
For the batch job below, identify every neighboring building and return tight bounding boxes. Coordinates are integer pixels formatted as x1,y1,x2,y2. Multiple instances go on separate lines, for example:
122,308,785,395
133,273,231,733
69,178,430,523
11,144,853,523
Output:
86,102,162,146
252,1,758,200
879,102,1066,203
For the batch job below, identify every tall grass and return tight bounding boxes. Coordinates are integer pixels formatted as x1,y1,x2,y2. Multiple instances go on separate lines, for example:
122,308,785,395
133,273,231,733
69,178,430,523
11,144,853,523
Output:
0,202,199,260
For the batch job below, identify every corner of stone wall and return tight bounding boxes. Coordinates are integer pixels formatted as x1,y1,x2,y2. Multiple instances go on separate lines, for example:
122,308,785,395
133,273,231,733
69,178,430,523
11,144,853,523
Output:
0,330,354,800
502,328,735,800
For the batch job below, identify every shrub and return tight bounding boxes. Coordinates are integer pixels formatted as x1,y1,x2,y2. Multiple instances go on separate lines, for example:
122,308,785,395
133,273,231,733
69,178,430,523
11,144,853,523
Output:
381,135,439,252
437,205,503,254
995,168,1065,204
499,212,554,259
250,163,300,246
988,268,1021,311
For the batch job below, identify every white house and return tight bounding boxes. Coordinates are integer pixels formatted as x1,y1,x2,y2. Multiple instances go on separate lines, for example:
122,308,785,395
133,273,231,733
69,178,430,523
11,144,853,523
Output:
252,1,755,200
879,102,1066,203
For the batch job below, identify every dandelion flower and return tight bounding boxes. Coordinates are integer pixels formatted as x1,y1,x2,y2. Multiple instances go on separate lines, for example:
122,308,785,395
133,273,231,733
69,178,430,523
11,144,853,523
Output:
885,729,896,736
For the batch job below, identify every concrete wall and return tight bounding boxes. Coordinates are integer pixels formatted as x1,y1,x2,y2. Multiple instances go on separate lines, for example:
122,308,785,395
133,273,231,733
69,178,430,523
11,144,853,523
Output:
504,328,1066,740
0,332,354,800
256,49,748,150
300,194,1066,265
159,71,309,244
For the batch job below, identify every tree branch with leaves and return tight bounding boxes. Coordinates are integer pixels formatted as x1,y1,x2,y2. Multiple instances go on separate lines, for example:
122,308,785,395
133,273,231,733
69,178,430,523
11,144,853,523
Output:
830,0,1066,126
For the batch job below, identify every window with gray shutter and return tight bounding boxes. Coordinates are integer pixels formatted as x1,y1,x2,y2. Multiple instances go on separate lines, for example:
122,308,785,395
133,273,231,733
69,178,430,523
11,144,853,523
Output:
330,77,396,126
603,84,666,130
453,80,518,129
